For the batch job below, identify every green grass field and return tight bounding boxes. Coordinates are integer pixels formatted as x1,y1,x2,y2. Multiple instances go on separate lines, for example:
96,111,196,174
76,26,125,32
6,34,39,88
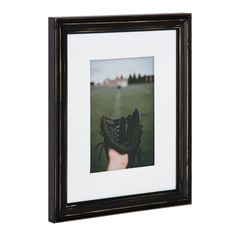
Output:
90,83,154,173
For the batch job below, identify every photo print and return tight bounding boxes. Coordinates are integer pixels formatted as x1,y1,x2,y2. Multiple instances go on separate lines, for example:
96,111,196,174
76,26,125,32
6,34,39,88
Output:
90,56,155,173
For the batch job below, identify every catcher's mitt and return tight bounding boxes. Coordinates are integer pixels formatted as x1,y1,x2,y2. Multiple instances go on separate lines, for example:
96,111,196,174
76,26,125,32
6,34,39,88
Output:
96,108,143,168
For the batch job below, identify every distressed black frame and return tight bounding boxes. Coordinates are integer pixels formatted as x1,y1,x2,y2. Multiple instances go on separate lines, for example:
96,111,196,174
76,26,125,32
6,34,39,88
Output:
49,13,191,223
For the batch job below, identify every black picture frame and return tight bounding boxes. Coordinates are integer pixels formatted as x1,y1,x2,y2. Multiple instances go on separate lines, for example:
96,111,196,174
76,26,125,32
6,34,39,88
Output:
48,13,191,223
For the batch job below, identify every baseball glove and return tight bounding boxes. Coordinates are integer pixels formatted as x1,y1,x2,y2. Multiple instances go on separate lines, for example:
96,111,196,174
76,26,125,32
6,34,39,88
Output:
96,108,143,168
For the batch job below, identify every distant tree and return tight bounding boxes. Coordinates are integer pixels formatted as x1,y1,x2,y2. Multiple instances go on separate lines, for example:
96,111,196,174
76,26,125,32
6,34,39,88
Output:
137,74,141,83
128,74,133,84
141,75,145,83
151,75,154,83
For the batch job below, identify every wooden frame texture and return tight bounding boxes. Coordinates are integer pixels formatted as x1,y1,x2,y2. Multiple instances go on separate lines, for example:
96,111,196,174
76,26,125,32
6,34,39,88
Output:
49,13,191,223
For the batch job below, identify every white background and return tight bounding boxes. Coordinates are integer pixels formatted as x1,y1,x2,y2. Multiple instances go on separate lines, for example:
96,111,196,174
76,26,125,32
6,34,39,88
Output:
0,0,236,235
67,31,176,202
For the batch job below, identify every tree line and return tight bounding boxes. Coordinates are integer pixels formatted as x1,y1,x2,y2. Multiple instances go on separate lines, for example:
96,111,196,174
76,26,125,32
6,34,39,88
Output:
128,74,154,84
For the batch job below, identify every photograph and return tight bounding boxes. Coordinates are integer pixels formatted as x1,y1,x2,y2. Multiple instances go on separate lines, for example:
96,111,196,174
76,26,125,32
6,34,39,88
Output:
90,56,155,173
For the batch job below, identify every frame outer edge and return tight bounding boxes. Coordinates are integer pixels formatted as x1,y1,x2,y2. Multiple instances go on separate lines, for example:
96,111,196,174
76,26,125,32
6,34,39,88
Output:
182,15,192,203
48,14,192,223
48,17,58,223
185,15,192,203
187,14,192,203
180,16,192,203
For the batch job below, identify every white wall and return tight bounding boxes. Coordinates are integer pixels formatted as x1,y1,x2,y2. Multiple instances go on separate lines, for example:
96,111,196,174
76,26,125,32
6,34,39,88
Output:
0,0,236,235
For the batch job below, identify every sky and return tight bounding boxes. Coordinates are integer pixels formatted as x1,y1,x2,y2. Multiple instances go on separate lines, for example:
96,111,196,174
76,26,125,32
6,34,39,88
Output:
90,56,154,84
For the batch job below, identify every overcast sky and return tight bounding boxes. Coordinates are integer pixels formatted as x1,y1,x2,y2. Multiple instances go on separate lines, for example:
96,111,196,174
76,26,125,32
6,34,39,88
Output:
90,56,154,84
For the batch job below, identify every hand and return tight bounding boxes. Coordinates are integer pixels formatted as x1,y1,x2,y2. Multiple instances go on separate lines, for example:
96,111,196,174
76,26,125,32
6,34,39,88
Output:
107,148,128,171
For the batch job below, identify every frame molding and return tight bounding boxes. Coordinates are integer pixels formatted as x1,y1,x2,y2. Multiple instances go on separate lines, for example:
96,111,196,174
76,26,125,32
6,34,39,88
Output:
49,13,191,223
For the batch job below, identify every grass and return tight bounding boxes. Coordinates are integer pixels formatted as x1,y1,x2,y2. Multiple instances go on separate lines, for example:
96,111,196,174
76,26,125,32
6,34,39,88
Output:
90,83,154,173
